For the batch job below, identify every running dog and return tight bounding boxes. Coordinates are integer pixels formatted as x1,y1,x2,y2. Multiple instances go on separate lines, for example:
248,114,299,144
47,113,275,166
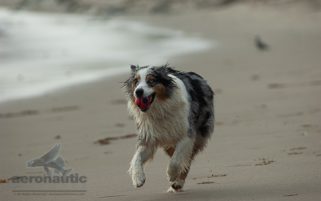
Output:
124,64,214,192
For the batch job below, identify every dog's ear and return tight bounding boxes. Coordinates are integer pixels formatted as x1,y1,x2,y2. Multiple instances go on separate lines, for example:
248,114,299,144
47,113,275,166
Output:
154,67,176,88
130,65,137,72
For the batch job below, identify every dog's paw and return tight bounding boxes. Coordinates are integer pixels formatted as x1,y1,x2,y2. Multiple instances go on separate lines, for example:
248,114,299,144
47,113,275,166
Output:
129,167,146,188
170,179,185,191
167,186,183,193
133,174,145,188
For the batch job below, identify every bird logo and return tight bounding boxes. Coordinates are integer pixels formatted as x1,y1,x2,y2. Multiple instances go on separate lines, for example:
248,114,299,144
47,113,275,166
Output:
27,144,71,176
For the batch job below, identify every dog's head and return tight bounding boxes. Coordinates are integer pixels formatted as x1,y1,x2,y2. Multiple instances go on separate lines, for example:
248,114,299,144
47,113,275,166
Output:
124,65,176,112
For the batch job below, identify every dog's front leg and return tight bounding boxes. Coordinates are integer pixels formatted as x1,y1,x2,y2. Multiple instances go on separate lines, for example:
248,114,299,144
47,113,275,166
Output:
128,145,155,188
167,136,194,191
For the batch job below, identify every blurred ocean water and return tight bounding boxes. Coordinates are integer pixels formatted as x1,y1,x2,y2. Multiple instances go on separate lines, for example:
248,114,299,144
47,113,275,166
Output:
0,8,212,103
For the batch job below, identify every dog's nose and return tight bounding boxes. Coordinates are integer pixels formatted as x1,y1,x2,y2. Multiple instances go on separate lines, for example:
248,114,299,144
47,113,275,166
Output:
135,88,144,98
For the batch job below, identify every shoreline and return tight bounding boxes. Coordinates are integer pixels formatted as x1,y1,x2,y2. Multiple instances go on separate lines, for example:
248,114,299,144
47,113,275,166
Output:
1,0,320,16
0,8,211,105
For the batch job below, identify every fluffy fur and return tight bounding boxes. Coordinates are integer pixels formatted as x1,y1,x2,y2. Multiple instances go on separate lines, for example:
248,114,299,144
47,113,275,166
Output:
124,64,214,192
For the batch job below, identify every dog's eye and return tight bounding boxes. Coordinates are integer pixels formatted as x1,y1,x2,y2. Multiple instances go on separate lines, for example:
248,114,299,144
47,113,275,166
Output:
147,79,156,86
133,78,138,86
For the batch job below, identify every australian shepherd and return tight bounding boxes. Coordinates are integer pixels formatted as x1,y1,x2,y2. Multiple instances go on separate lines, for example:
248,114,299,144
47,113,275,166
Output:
124,64,214,192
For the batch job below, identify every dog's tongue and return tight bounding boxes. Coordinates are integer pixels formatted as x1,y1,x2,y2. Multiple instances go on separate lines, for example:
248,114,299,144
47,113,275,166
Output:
135,97,150,111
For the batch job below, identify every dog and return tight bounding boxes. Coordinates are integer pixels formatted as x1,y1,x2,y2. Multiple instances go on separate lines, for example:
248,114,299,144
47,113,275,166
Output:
124,64,214,192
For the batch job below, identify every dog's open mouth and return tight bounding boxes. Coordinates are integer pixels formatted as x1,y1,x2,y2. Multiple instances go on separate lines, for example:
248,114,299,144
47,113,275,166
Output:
135,93,155,112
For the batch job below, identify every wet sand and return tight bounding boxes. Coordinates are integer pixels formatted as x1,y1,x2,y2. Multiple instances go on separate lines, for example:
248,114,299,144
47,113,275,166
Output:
1,4,321,201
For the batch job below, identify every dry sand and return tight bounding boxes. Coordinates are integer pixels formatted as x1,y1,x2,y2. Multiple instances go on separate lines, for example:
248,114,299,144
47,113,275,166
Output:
1,4,321,201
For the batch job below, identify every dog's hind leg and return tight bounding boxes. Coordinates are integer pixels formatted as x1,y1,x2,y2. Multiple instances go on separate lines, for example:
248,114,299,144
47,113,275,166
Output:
167,165,191,192
128,145,156,188
167,136,195,192
164,146,188,191
167,139,205,192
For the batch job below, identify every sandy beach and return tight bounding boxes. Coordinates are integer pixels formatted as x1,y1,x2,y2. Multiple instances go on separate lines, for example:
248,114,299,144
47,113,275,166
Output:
1,2,321,201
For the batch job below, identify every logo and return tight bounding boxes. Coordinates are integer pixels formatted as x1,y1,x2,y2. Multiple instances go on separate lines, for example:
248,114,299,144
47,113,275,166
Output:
2,144,87,196
27,144,71,176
